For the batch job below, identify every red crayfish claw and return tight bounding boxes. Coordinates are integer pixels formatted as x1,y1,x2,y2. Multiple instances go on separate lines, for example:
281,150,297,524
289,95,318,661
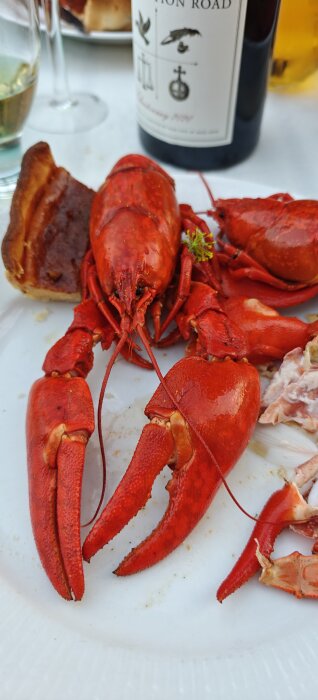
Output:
82,355,260,574
217,476,318,602
26,375,94,600
158,281,318,366
25,297,118,600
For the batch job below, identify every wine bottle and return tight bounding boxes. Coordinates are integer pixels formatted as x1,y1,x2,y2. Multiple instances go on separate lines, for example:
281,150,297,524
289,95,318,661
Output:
132,0,281,169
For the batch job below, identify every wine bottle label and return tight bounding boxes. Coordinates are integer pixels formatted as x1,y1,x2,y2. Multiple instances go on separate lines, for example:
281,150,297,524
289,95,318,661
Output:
132,0,248,148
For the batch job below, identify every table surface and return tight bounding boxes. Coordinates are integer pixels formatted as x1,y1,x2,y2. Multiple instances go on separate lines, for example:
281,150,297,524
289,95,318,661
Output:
23,36,318,197
3,32,318,700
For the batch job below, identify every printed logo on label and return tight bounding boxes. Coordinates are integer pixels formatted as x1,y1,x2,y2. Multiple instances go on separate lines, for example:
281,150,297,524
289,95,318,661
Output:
133,0,247,147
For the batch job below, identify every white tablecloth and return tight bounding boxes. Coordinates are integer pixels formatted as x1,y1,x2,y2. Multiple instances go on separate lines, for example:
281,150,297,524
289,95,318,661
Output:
23,36,318,197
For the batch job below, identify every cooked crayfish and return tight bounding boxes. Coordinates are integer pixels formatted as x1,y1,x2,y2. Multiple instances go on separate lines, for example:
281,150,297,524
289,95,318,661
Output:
24,153,260,600
197,182,318,308
4,146,318,602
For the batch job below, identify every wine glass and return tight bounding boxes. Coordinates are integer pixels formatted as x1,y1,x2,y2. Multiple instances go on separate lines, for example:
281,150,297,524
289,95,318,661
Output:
28,0,108,133
0,0,40,197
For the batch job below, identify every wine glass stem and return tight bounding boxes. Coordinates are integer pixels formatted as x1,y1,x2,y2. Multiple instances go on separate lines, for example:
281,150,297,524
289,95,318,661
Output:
42,0,72,108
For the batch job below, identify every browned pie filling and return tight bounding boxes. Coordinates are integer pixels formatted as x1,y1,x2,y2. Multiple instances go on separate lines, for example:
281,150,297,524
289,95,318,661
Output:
1,141,94,301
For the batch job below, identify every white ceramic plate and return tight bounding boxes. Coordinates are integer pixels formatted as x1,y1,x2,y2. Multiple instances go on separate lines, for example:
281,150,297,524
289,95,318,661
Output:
57,18,132,45
1,174,318,700
5,3,132,45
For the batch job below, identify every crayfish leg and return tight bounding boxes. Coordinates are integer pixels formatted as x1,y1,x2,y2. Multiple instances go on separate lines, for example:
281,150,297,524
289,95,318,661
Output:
157,246,193,341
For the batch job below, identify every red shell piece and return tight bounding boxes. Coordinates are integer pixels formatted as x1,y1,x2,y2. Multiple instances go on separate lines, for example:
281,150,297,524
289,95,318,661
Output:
217,482,306,603
215,197,318,284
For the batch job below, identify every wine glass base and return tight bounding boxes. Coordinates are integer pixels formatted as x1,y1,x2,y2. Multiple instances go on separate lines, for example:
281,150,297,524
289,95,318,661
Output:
28,93,108,134
0,140,21,199
0,173,19,199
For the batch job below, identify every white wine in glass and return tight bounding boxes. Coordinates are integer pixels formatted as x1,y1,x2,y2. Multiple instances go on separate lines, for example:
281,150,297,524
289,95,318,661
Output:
29,0,108,133
0,0,40,196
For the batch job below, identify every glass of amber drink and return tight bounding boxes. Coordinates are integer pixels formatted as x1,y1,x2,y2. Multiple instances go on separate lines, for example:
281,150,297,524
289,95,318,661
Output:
0,0,40,197
270,0,318,89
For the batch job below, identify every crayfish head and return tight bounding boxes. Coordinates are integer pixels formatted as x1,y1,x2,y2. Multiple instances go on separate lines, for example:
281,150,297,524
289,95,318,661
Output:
113,267,138,317
108,268,156,338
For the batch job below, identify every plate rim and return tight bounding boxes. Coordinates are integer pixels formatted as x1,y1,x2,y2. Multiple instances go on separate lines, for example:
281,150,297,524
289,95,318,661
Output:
58,19,132,45
1,171,317,699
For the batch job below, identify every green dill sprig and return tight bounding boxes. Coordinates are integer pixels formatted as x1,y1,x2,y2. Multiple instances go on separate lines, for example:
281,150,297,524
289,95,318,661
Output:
184,228,214,262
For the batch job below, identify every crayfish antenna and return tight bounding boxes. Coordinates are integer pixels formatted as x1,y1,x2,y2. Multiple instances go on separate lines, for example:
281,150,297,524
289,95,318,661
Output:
197,171,217,210
83,332,129,527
